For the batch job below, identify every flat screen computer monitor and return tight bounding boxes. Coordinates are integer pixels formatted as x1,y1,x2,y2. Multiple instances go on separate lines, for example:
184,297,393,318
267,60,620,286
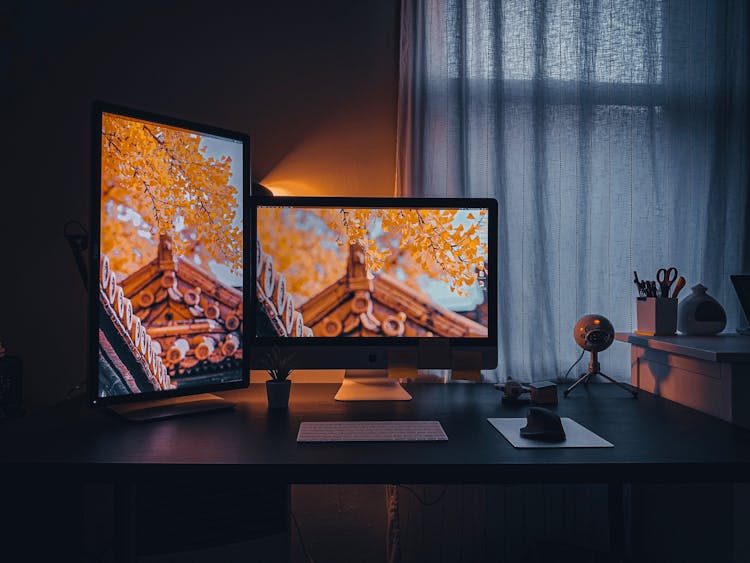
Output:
250,197,498,400
89,102,250,414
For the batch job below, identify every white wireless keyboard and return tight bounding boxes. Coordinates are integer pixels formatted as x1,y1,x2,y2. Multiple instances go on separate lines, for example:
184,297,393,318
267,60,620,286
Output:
297,421,448,442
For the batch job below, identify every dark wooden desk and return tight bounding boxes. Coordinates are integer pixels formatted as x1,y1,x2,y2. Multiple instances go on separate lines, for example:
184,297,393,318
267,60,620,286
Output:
3,383,750,562
2,383,750,484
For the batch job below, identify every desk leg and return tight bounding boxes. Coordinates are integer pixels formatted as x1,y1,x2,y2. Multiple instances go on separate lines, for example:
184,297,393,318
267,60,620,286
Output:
114,482,137,563
608,482,625,559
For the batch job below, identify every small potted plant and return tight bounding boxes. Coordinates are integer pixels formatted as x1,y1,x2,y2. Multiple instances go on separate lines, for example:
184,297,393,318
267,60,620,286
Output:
264,347,294,409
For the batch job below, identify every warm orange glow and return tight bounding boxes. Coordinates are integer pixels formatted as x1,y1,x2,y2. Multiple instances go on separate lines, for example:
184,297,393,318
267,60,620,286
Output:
260,179,324,197
594,319,601,324
259,109,396,197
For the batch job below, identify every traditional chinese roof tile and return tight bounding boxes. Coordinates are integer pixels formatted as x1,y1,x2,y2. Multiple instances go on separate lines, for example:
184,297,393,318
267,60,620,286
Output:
298,245,488,338
255,240,314,338
98,254,173,394
118,234,243,378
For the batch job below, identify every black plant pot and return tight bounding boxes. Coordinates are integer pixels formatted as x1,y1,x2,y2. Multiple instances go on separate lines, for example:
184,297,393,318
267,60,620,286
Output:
266,380,291,409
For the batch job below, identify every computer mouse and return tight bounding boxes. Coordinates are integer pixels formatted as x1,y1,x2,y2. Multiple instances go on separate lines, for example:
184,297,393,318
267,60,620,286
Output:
520,406,566,442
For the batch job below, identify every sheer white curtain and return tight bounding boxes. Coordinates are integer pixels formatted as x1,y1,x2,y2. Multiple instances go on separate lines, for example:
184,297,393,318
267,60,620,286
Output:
397,0,748,382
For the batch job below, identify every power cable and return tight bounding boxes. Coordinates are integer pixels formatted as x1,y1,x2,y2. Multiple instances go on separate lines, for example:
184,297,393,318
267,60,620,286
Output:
398,484,448,507
561,349,586,382
64,220,89,289
61,220,89,402
386,484,401,563
291,510,316,563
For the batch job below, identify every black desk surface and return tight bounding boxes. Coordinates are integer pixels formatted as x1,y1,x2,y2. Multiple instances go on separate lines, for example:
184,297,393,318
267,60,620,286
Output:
2,383,750,484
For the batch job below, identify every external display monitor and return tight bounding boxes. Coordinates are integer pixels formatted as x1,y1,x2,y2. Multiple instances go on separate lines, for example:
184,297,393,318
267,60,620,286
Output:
250,197,498,377
89,102,250,406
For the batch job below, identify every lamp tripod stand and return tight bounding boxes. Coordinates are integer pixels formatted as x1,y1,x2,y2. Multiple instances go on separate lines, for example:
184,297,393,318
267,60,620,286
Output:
563,350,638,398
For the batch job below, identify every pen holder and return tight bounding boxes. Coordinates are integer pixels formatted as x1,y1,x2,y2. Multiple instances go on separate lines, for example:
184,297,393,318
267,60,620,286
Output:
636,297,677,336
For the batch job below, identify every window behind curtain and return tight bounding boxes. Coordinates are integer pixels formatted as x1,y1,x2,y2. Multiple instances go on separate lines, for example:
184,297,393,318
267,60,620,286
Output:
398,0,748,382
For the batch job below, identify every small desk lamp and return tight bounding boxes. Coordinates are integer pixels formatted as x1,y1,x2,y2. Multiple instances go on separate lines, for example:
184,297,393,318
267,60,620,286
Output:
564,314,638,398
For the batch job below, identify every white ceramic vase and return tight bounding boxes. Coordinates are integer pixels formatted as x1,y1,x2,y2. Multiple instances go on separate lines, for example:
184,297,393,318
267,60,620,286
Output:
677,284,726,335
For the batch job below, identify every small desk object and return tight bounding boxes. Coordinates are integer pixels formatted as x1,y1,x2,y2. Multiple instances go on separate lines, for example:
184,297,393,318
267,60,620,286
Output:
616,332,750,429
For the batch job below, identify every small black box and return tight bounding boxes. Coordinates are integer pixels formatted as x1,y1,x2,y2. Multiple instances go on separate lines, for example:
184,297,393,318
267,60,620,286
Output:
529,380,558,405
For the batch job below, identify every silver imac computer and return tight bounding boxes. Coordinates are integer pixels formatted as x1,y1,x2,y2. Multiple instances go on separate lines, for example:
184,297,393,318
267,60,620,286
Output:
89,102,250,420
249,197,498,400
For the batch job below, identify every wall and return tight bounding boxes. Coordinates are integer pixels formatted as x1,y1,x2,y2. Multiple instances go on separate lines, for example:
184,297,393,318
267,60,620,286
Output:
1,0,399,407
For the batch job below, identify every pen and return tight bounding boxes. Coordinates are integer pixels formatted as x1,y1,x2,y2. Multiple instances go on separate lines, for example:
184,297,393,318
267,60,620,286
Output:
633,271,642,296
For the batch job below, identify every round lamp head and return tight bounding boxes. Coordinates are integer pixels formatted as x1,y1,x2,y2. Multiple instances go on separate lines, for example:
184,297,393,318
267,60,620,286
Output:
574,314,614,352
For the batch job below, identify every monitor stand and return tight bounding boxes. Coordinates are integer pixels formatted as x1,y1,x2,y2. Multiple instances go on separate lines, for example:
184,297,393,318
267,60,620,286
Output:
334,370,412,401
108,393,235,422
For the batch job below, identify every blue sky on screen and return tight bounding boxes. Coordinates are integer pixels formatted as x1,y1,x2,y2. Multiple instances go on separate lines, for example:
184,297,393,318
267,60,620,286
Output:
406,208,487,312
198,135,244,287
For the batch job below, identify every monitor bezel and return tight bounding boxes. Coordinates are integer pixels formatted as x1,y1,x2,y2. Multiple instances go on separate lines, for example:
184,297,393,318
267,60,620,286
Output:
89,101,251,407
249,196,498,370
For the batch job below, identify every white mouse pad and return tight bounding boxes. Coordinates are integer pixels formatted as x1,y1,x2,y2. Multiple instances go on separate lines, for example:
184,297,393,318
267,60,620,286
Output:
487,418,614,448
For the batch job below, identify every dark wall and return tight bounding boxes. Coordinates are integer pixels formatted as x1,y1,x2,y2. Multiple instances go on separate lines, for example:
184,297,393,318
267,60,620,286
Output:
1,0,399,406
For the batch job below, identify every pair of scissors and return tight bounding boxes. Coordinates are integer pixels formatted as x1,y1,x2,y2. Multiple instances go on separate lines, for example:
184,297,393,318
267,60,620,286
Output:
656,267,678,298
